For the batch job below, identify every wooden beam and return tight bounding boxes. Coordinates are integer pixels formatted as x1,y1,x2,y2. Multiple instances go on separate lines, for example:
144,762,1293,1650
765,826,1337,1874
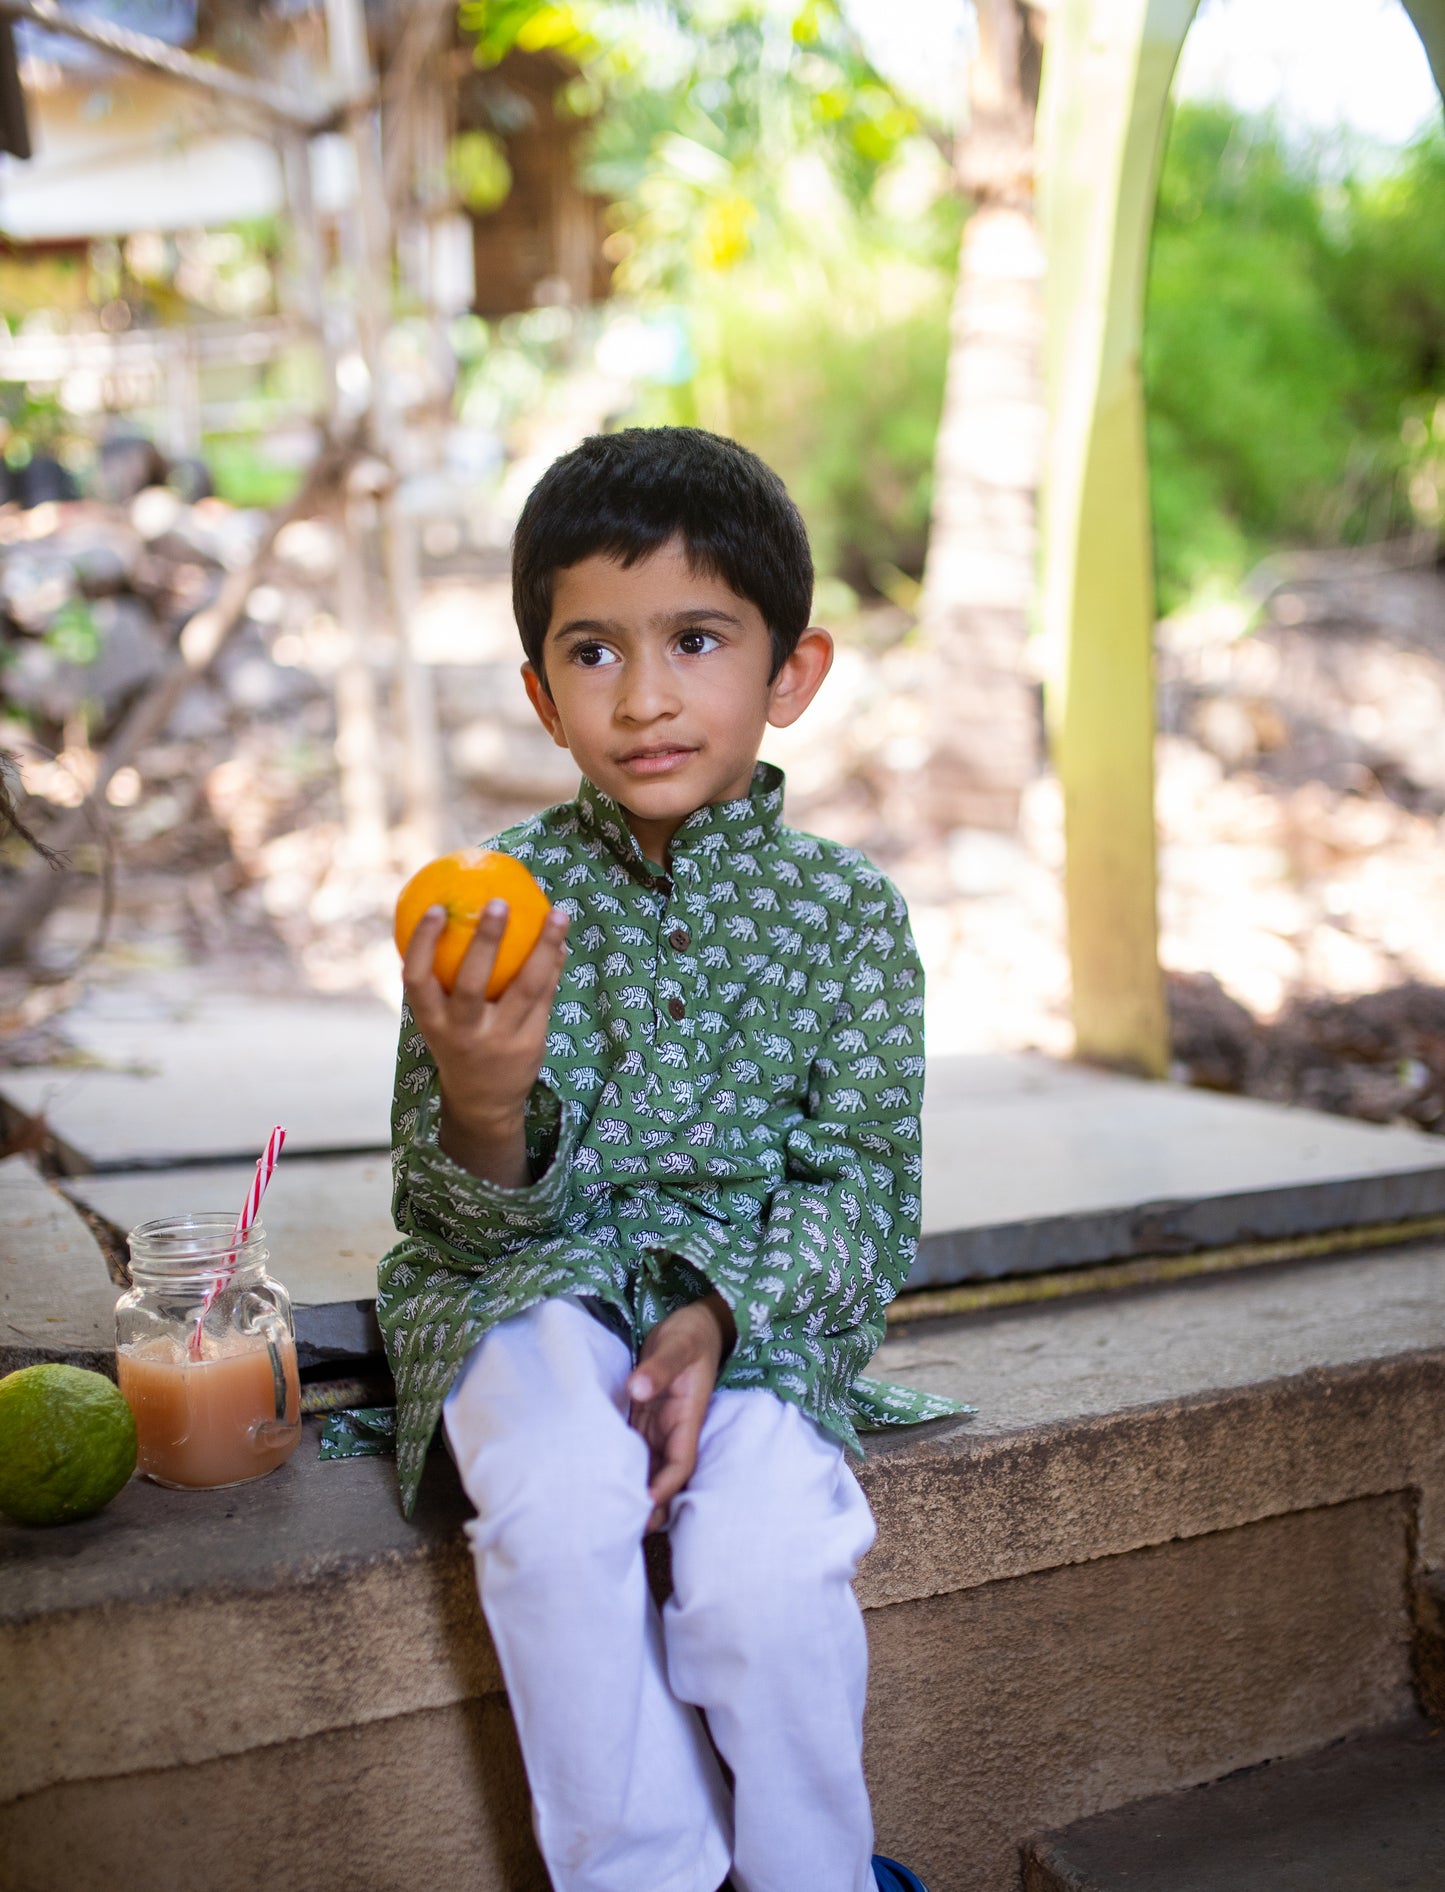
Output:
1036,0,1445,1077
0,0,332,130
1036,0,1199,1076
1400,0,1445,100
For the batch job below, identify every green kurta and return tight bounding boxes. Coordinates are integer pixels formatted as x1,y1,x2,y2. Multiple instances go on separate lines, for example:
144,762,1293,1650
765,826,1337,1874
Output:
378,763,968,1516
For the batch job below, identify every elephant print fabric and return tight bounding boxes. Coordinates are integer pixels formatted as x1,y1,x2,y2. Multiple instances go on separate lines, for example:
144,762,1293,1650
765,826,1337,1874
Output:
378,763,969,1515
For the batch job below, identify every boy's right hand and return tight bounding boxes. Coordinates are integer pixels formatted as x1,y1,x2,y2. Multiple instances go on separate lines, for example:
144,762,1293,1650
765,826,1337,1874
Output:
402,899,570,1188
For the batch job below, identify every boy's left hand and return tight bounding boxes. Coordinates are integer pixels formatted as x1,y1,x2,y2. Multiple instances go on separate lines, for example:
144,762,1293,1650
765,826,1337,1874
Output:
627,1293,737,1532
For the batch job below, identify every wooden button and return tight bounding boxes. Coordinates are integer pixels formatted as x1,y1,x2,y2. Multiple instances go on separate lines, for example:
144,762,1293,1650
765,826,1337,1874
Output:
667,996,686,1021
669,927,691,951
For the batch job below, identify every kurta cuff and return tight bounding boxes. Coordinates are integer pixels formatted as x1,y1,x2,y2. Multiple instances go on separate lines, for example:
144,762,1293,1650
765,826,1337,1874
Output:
396,1084,582,1265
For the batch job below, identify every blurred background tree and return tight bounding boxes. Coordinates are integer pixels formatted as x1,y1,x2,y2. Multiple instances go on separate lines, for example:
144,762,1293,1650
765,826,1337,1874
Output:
458,0,1443,831
459,0,957,598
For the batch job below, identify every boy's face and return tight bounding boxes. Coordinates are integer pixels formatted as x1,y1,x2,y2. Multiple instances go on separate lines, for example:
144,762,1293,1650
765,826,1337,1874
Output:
523,535,832,863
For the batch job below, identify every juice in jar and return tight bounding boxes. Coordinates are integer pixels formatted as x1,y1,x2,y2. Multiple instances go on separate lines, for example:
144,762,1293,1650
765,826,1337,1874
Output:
117,1328,301,1488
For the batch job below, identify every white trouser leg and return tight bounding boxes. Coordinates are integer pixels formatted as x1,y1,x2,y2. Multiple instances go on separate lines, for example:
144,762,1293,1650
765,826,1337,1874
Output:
444,1298,733,1892
663,1390,879,1892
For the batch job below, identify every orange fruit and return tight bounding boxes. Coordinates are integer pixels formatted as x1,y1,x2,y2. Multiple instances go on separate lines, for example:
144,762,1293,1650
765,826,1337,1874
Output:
394,849,551,996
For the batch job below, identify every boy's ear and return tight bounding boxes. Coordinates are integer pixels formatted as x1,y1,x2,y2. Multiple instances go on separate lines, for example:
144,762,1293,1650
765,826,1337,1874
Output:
522,662,570,750
766,627,834,730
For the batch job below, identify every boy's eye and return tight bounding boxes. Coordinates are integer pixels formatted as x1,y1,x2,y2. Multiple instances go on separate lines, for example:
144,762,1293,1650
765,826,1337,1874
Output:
677,629,720,656
572,641,618,668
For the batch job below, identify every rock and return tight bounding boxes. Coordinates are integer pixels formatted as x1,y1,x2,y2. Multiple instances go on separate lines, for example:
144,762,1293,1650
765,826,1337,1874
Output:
46,514,144,599
213,623,322,716
0,545,77,633
136,495,260,574
1,595,169,727
89,596,170,706
167,456,214,505
208,504,268,572
1168,972,1258,1093
15,454,80,508
129,485,189,548
162,679,230,741
95,433,169,506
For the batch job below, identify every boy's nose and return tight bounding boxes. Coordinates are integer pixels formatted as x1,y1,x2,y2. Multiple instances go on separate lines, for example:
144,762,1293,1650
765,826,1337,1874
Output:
616,655,682,722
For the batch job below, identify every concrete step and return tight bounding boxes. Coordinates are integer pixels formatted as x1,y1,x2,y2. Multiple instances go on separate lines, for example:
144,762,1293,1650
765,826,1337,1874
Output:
62,1153,393,1366
0,1154,121,1374
7,1019,1445,1288
1022,1718,1445,1892
0,977,398,1172
0,1152,385,1376
4,1235,1444,1889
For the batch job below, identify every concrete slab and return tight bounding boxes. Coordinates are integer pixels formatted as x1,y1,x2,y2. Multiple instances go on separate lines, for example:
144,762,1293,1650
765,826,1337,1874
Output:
7,1010,1445,1299
0,1155,119,1374
862,1239,1445,1604
61,1155,393,1364
0,982,397,1172
916,1053,1445,1283
60,1155,393,1305
877,1239,1445,1443
1022,1717,1445,1892
0,1415,470,1629
2,1501,1415,1892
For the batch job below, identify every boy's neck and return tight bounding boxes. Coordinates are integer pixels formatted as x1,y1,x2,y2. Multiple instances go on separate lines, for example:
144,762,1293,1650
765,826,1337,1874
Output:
625,808,681,868
605,757,766,869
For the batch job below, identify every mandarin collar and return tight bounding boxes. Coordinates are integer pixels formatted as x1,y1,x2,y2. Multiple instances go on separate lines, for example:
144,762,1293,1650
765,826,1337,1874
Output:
575,762,785,883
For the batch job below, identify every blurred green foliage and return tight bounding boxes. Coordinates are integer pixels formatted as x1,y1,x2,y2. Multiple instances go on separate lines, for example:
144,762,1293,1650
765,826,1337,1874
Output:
450,129,514,212
44,597,100,666
1146,104,1445,611
204,434,303,509
461,0,1444,617
458,0,950,602
637,231,956,597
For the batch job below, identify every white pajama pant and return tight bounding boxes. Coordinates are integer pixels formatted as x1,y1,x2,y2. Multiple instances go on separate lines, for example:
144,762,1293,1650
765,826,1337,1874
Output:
443,1296,879,1892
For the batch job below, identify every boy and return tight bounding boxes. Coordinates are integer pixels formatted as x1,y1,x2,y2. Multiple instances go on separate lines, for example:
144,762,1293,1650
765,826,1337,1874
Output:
379,427,963,1892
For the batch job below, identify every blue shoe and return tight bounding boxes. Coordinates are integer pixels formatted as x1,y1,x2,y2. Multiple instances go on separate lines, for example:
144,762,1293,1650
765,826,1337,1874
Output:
873,1857,932,1892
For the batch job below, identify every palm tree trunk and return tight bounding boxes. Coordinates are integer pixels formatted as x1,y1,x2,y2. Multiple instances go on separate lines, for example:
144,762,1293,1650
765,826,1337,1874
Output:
914,0,1046,834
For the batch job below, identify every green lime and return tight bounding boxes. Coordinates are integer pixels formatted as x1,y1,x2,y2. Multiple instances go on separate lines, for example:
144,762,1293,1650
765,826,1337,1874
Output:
0,1364,138,1526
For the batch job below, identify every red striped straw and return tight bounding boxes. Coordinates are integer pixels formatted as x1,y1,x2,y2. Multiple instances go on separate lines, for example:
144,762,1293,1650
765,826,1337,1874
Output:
189,1125,287,1360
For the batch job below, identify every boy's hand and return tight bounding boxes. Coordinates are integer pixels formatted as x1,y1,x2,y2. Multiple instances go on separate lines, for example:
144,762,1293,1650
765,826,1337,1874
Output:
626,1294,737,1532
402,900,570,1188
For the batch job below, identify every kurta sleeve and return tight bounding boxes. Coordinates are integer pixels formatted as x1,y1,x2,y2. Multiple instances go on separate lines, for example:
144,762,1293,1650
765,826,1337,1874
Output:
714,883,925,1352
389,1005,581,1269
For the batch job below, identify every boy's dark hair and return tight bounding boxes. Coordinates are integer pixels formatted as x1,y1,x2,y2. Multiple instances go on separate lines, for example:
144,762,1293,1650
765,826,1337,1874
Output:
512,427,813,683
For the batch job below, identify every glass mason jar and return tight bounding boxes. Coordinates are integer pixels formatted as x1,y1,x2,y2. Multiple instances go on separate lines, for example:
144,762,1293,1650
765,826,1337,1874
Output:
115,1215,301,1490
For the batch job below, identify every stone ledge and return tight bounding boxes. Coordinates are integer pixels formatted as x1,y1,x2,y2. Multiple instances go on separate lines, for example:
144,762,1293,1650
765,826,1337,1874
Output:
0,1154,120,1375
4,1242,1444,1811
866,1494,1418,1892
3,1494,1420,1892
0,1697,545,1892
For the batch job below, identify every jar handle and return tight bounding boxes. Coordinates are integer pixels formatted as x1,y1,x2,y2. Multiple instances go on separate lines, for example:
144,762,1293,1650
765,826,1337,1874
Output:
252,1311,298,1441
236,1292,297,1445
264,1322,289,1425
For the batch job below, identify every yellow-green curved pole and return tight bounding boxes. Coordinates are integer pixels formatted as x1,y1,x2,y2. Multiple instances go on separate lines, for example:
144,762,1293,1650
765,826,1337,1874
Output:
1037,0,1199,1076
1037,0,1445,1078
1401,0,1445,96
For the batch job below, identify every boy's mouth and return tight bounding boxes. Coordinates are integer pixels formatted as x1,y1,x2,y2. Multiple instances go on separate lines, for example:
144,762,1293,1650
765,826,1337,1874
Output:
616,744,697,776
